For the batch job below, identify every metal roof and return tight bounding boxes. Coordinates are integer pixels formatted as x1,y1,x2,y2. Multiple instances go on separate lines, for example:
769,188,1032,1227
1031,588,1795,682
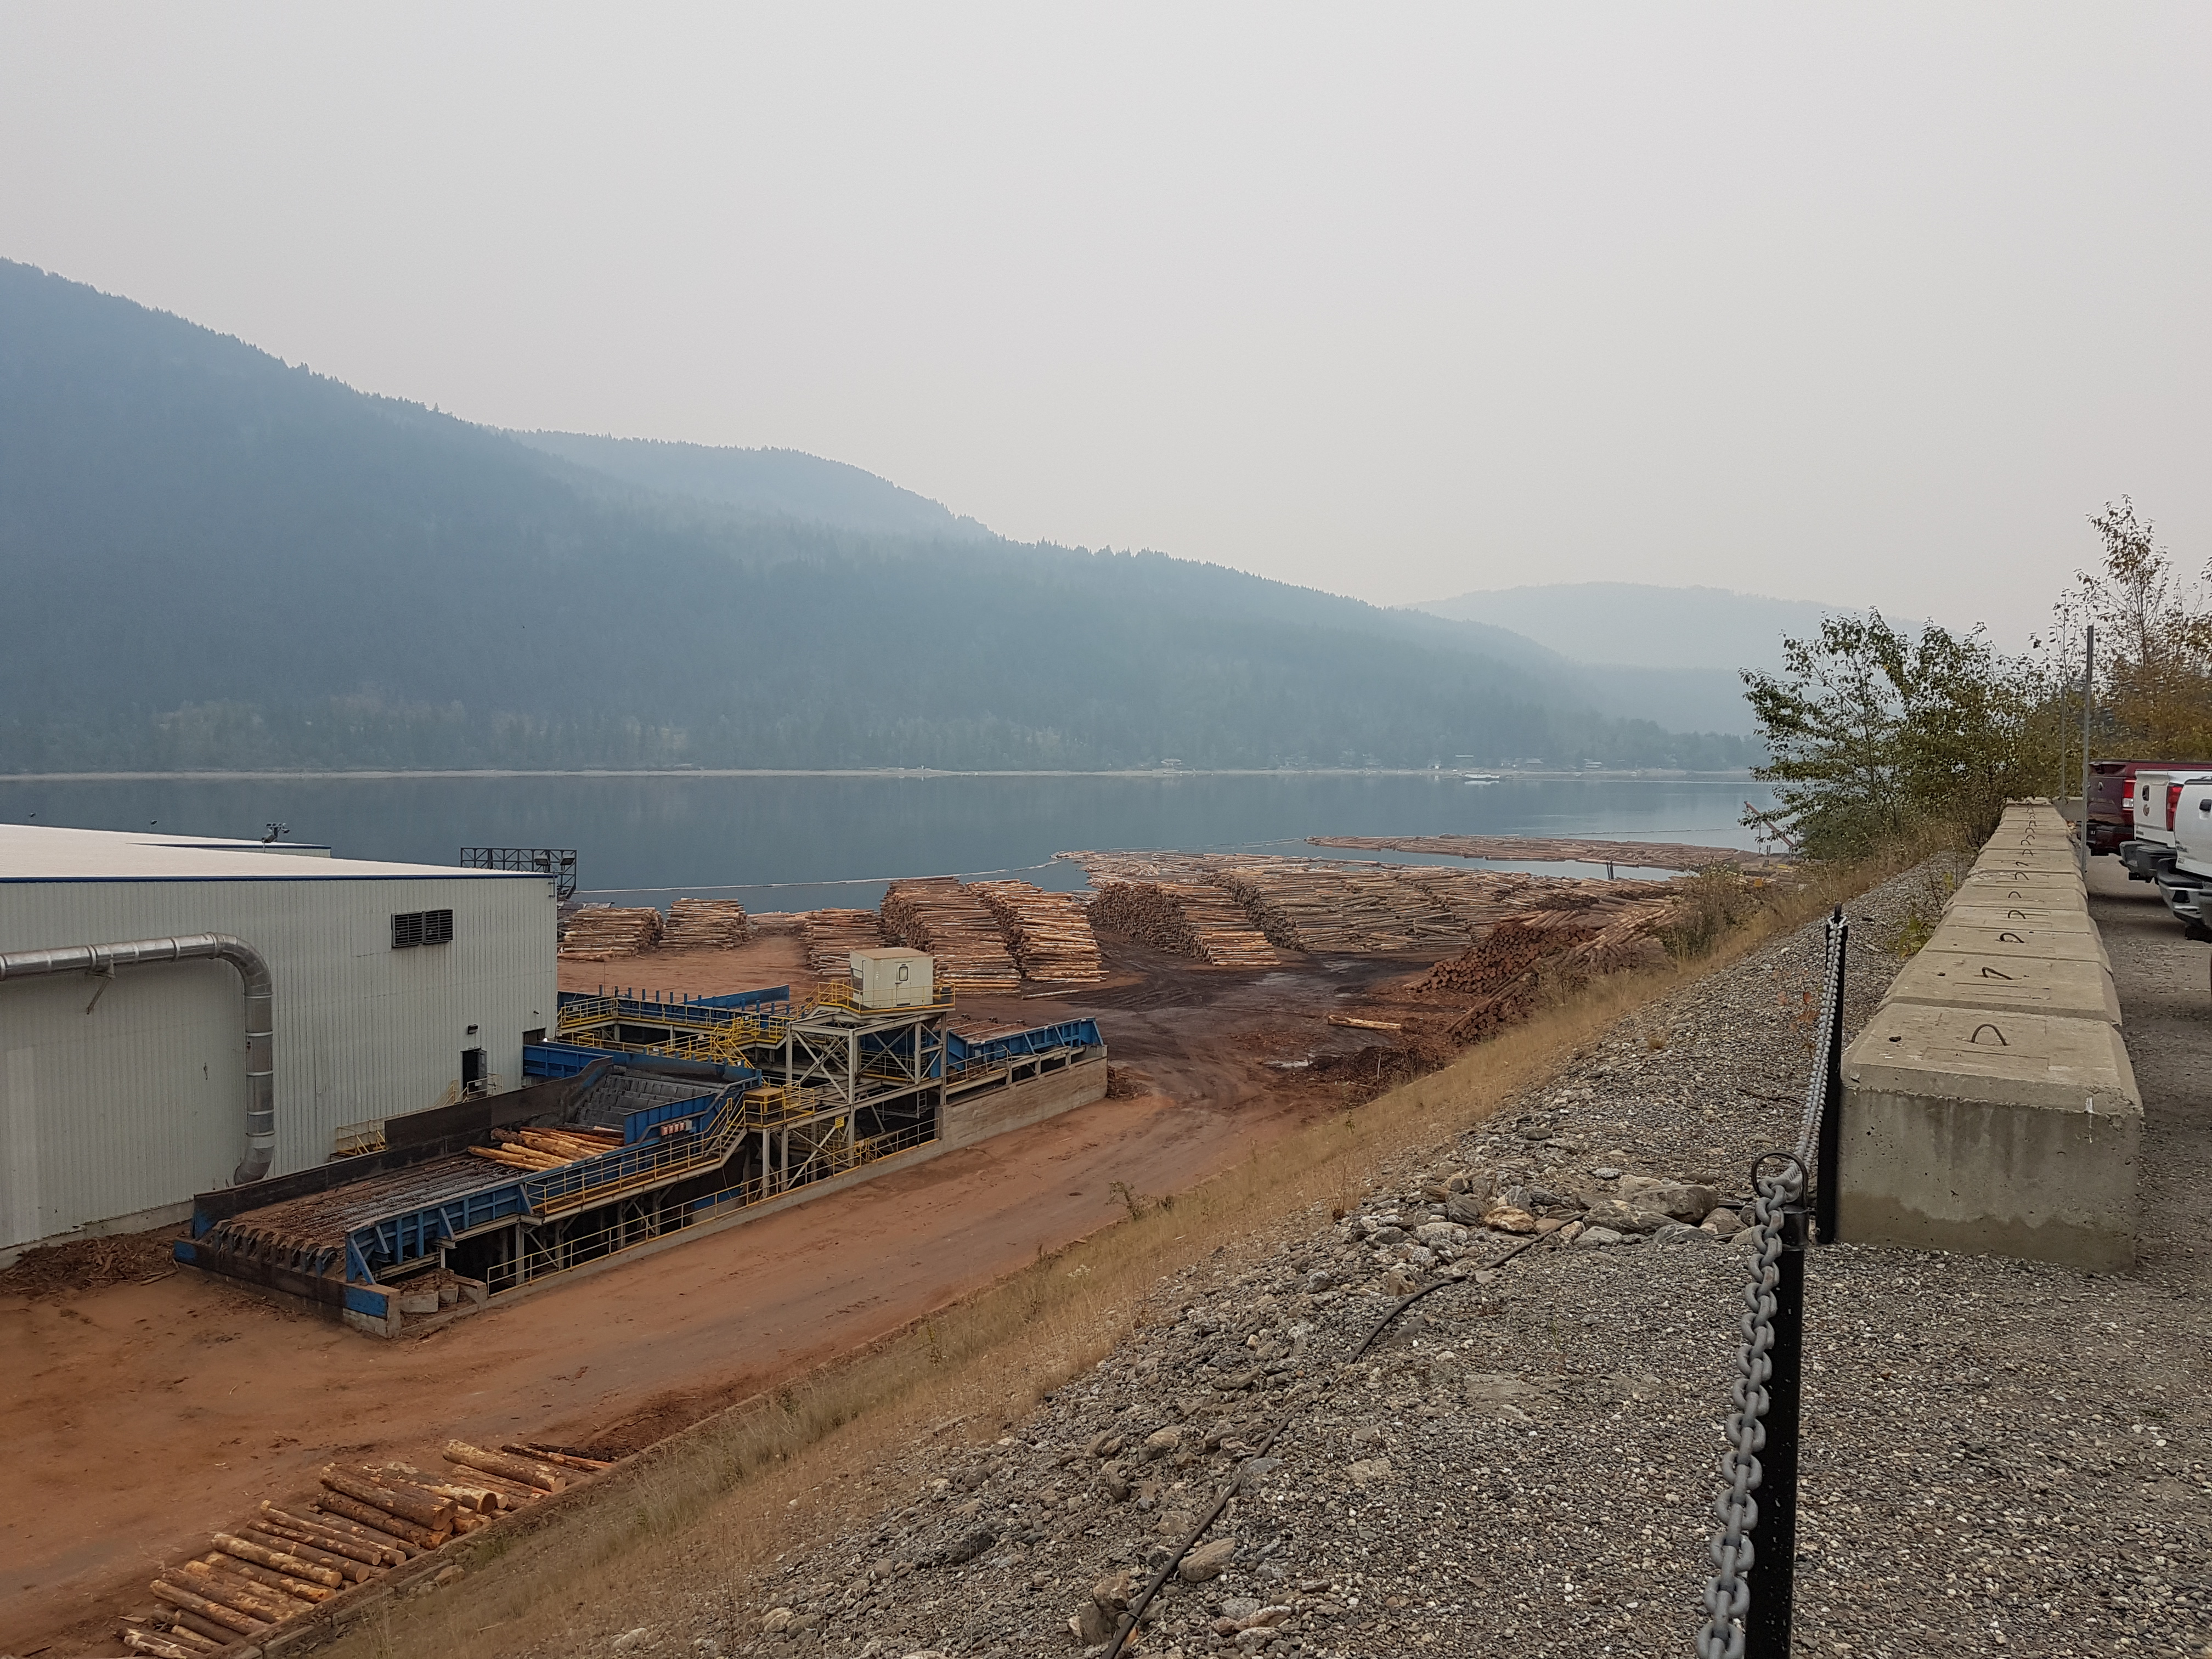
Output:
0,822,533,883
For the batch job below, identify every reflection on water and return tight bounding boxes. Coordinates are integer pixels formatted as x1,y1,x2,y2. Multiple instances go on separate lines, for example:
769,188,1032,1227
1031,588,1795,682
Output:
0,774,1778,912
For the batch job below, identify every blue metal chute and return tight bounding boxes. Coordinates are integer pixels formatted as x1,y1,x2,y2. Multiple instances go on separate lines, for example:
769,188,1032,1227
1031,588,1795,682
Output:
341,1070,760,1283
946,1017,1103,1071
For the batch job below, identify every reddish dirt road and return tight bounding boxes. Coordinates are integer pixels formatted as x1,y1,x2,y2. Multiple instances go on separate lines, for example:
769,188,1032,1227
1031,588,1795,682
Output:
4,932,1438,1652
3,1084,1302,1650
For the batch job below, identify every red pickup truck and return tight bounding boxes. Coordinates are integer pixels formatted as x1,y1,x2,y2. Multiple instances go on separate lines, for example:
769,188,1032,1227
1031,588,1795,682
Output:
2091,758,2211,860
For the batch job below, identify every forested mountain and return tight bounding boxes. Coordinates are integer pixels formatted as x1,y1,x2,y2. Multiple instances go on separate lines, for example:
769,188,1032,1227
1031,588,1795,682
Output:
509,431,994,543
1415,583,1854,736
0,259,1755,773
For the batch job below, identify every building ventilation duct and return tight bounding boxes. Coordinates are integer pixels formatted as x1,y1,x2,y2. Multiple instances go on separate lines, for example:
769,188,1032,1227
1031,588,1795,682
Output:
0,934,275,1183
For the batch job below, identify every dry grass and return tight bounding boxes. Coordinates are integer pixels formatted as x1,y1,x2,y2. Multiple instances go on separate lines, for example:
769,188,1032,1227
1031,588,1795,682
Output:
318,861,1897,1659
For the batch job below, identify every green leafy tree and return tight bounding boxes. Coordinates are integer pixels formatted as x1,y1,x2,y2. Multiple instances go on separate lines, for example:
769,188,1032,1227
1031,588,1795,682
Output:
1742,612,2050,859
2057,499,2212,757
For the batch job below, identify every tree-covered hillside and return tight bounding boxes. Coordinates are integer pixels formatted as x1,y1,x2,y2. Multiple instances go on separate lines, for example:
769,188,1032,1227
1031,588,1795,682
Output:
0,259,1754,772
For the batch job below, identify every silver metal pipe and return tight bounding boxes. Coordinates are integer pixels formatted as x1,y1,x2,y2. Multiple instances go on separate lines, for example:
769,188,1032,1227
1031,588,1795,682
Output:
0,933,275,1183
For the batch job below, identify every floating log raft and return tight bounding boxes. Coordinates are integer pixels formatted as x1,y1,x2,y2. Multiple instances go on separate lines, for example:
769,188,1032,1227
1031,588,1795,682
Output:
660,898,753,950
880,878,1022,995
1310,833,1762,872
969,881,1104,982
557,905,663,961
1087,881,1289,968
801,908,889,977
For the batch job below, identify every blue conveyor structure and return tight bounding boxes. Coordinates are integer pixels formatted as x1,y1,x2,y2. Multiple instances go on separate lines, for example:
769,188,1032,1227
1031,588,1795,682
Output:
180,985,1106,1318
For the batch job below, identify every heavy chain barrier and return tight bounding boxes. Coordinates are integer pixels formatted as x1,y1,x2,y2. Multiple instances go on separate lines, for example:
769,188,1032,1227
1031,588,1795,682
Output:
1696,907,1848,1659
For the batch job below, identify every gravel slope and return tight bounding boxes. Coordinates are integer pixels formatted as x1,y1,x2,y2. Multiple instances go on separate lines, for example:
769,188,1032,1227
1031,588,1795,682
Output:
673,859,2210,1659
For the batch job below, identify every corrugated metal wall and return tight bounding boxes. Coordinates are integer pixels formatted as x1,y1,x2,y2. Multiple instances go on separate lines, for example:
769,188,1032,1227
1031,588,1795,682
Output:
0,873,556,1249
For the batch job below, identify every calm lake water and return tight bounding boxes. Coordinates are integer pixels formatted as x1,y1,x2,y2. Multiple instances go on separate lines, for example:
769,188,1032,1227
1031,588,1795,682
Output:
0,774,1779,912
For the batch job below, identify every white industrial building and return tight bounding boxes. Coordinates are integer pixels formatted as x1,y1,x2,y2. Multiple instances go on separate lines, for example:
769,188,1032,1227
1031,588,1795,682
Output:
0,824,557,1260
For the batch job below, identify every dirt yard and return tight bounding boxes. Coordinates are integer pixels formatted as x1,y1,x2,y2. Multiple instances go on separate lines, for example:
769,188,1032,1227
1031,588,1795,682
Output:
2,931,1441,1655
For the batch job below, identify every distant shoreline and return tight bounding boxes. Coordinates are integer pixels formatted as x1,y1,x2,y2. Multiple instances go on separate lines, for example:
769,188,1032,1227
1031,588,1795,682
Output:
0,767,1758,783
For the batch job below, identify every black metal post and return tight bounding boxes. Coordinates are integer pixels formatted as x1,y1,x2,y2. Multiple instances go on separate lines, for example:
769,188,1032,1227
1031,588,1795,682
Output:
1813,907,1848,1244
1745,1202,1808,1657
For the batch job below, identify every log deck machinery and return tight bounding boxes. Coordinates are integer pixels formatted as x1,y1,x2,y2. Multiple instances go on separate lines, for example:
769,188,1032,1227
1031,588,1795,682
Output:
176,972,1103,1333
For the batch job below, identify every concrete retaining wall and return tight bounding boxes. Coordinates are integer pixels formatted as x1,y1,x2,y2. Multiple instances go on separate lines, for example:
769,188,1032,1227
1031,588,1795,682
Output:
943,1056,1109,1149
1837,801,2141,1269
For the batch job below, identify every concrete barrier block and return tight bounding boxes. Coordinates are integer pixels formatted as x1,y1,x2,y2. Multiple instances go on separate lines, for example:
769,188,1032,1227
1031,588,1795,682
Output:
1838,1003,2138,1270
1940,900,2095,935
1972,849,2086,876
1925,921,2110,968
1885,949,2121,1026
1958,867,2087,896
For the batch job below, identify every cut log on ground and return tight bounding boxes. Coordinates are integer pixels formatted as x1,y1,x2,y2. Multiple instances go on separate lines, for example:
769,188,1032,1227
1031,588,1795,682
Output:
311,1491,443,1550
238,1522,374,1581
148,1584,264,1638
320,1466,457,1532
261,1502,411,1563
209,1532,345,1588
444,1438,568,1492
504,1441,612,1473
177,1561,309,1622
197,1551,332,1602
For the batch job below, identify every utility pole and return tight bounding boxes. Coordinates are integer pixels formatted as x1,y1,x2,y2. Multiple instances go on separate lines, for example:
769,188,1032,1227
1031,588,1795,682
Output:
2079,624,2095,874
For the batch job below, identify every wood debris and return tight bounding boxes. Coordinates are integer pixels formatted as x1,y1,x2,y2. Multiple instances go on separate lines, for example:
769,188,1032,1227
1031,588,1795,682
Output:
969,881,1104,982
880,878,1022,995
800,908,889,977
659,898,752,950
557,905,663,960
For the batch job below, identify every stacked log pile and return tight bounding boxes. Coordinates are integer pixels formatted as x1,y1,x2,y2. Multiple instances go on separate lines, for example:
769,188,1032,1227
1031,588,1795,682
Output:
557,905,663,961
801,909,889,977
970,881,1104,982
469,1125,623,1172
660,898,752,950
127,1442,580,1655
1070,849,1672,960
1210,861,1466,955
1088,881,1289,967
880,878,1022,994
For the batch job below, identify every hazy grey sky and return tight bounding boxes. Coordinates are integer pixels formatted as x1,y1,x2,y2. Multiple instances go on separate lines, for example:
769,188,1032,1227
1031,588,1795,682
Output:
4,4,2205,646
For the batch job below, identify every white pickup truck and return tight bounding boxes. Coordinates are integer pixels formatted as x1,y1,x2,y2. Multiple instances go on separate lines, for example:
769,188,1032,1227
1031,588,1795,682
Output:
2121,770,2195,882
2152,776,2212,938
